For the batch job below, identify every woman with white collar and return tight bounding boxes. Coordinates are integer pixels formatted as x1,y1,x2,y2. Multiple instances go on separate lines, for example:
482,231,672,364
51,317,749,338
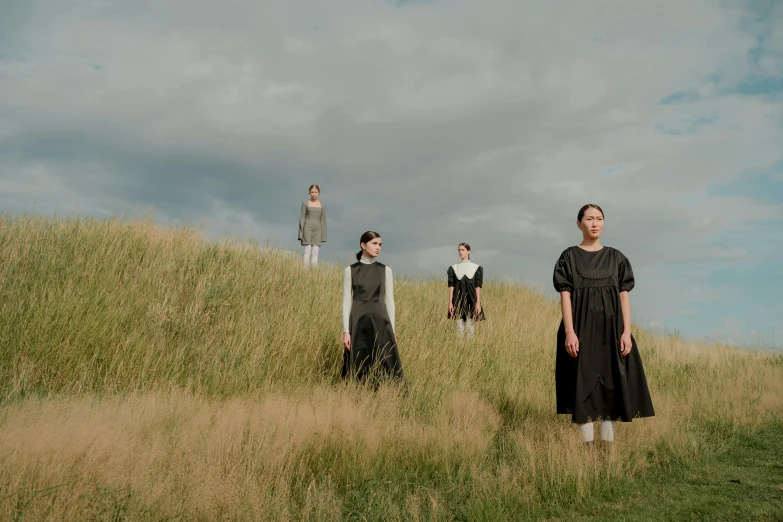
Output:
447,243,485,338
341,231,404,381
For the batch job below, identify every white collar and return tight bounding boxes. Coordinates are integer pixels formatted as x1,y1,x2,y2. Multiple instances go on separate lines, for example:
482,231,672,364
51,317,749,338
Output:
359,256,376,264
452,260,479,279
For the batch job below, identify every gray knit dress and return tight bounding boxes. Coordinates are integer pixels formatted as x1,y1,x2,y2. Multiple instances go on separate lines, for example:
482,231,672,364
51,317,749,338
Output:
298,201,327,246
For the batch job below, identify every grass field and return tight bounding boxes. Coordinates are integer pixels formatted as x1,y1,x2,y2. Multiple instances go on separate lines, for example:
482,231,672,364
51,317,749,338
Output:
1,215,781,521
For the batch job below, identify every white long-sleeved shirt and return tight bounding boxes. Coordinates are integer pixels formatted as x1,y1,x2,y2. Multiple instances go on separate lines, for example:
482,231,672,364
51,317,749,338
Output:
342,257,395,333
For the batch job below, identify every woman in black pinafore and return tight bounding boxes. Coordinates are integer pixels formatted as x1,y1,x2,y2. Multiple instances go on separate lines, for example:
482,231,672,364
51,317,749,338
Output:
553,204,654,445
341,231,404,381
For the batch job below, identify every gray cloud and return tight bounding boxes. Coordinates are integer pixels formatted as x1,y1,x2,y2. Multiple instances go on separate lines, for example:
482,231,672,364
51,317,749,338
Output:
1,0,781,339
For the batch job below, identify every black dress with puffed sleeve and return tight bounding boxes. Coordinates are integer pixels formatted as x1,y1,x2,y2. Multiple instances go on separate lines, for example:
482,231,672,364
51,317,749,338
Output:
553,247,654,423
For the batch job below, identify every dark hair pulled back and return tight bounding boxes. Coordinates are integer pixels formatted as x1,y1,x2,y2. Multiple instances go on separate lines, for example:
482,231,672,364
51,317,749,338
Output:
458,242,471,259
577,204,604,222
356,231,382,261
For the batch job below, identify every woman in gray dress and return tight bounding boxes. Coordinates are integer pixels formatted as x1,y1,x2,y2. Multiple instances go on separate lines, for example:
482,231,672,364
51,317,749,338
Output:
341,231,404,382
298,184,327,267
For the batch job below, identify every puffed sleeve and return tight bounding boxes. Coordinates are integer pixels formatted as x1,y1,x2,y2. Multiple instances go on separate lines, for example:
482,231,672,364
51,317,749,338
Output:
320,203,327,242
474,265,483,288
618,255,635,293
298,201,307,240
553,250,573,293
447,266,456,287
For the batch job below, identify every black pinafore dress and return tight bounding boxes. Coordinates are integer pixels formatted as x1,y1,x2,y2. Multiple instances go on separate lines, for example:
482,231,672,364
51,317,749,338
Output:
342,261,404,381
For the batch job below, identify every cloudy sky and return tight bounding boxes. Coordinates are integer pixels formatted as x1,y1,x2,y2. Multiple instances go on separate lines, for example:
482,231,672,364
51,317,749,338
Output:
1,0,781,346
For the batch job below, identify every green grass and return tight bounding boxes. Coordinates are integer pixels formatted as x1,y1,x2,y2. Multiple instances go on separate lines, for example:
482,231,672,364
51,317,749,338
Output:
576,423,783,521
0,215,781,521
5,423,777,521
326,423,783,521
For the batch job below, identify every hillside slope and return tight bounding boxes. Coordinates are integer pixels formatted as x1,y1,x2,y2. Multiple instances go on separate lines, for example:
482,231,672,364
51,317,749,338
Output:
1,216,781,520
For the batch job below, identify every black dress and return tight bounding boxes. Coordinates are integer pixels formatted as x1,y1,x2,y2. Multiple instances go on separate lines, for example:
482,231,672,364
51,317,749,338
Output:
342,261,404,381
553,246,654,423
447,261,486,321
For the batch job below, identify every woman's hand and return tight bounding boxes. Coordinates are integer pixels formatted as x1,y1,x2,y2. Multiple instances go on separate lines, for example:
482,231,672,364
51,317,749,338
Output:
620,331,633,356
448,303,454,315
565,330,579,358
343,333,351,351
475,303,482,316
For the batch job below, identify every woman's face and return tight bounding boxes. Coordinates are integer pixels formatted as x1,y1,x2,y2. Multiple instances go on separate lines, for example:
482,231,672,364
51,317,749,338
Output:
309,188,320,200
578,207,604,239
458,245,470,260
362,237,382,258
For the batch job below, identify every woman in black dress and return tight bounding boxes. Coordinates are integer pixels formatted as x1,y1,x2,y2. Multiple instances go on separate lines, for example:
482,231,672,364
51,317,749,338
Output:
447,243,485,338
553,204,654,445
341,231,404,382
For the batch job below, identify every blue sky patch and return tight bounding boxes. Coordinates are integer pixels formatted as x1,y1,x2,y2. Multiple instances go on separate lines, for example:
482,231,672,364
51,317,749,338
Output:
710,162,783,204
735,76,783,96
655,115,717,136
659,90,702,105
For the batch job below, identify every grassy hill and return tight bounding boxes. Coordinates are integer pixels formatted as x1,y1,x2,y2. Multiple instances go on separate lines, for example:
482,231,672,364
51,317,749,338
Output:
1,216,781,521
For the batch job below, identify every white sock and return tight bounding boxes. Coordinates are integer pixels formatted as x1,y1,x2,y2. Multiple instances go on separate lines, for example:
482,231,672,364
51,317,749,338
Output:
579,422,594,443
311,245,319,265
466,317,475,338
456,319,464,337
600,420,615,442
303,245,312,267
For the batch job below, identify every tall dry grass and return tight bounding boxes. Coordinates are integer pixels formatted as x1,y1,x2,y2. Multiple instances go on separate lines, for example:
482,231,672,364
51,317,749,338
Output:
1,215,781,520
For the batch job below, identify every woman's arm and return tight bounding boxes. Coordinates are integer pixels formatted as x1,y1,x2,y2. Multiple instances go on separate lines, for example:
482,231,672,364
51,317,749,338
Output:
298,202,307,240
474,265,483,314
320,204,327,242
342,267,352,349
447,266,455,315
560,291,579,357
385,266,395,333
619,291,632,356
